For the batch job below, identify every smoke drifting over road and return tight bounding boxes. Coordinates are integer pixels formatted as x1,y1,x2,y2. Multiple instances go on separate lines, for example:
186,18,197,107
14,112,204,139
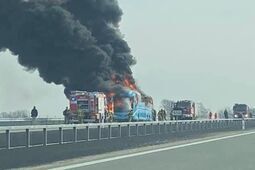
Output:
0,0,136,95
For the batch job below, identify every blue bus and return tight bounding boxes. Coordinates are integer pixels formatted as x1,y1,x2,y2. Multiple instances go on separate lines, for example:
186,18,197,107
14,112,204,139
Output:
113,90,153,122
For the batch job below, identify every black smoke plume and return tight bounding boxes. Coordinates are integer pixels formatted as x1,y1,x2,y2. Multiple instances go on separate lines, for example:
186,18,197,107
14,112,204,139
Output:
0,0,137,96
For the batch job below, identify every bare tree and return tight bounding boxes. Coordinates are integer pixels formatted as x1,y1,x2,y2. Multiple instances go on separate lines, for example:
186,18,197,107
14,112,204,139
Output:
160,99,175,120
196,102,210,119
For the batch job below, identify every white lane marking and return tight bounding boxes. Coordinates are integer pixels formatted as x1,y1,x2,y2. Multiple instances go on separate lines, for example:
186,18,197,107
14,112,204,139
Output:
50,131,255,170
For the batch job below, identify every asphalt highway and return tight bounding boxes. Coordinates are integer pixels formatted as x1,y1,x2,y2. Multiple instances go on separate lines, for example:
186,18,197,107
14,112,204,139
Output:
50,131,255,170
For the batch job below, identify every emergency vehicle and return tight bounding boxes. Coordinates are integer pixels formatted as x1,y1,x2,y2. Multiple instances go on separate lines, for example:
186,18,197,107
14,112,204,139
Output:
171,100,196,120
69,91,108,123
233,104,252,118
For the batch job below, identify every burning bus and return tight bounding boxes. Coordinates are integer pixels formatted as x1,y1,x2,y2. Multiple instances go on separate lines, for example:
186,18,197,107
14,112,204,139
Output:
110,75,154,122
113,90,153,122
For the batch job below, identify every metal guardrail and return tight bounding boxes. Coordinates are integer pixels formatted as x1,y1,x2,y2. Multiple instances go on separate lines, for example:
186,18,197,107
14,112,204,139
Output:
0,119,254,150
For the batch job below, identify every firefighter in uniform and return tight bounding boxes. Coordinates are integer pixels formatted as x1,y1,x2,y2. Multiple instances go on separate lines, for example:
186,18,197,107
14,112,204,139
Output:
128,109,133,122
77,109,84,124
63,107,70,124
170,112,174,120
158,109,162,121
224,109,229,119
214,112,218,119
157,110,161,121
158,109,166,121
108,112,113,122
152,109,157,121
162,109,167,121
209,112,212,119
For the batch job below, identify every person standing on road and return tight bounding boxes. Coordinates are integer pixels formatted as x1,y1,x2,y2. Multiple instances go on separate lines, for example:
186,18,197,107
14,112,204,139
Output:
128,109,133,122
209,112,212,119
158,110,163,121
170,113,174,120
214,112,218,119
162,109,167,121
152,109,157,121
63,107,70,124
77,109,84,124
31,106,38,119
224,109,229,119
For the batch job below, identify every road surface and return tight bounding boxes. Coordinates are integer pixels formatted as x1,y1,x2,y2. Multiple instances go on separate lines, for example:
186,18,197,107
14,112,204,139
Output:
47,131,255,170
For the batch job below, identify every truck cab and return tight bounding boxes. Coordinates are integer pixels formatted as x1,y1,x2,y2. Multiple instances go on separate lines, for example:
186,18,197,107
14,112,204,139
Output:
172,100,196,120
69,91,107,123
233,104,252,118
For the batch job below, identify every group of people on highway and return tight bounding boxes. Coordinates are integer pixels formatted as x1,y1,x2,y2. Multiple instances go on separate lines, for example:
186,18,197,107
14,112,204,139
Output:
62,107,168,124
208,112,218,119
152,109,167,121
208,109,229,119
158,109,167,121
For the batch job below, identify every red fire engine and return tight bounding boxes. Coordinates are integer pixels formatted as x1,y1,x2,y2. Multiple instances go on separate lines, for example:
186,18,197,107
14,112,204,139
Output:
69,91,110,123
171,100,196,120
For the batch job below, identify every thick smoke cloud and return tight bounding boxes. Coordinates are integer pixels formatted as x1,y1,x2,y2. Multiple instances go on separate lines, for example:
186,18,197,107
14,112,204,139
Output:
0,0,136,95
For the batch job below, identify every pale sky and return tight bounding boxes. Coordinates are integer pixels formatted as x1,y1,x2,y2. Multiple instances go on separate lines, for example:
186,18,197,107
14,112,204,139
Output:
1,0,255,117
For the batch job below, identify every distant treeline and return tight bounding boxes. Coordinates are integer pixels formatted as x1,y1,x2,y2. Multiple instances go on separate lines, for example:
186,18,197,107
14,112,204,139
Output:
0,110,29,118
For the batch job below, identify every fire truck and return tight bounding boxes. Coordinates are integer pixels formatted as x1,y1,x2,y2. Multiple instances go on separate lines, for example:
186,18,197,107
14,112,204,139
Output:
171,100,196,120
233,104,252,118
69,91,109,123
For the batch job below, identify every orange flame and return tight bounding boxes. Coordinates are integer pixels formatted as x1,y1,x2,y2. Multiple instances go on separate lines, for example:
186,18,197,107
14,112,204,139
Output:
111,74,137,91
123,78,137,90
106,94,114,113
